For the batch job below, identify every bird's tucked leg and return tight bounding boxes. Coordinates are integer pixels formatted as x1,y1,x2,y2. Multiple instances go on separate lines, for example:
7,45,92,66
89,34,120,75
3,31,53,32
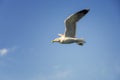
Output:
75,38,86,46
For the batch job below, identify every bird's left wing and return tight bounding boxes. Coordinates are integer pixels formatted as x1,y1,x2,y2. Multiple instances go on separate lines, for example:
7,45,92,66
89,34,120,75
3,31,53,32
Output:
64,9,89,37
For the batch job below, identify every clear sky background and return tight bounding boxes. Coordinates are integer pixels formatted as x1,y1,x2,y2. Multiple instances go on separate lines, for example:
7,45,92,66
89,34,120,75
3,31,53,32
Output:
0,0,120,80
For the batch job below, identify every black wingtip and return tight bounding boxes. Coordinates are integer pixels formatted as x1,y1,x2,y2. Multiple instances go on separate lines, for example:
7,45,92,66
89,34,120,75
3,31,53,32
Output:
82,8,90,14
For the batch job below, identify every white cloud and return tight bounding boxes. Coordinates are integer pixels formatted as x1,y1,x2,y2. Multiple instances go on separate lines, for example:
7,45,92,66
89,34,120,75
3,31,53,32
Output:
0,48,8,56
52,70,72,79
30,65,73,80
31,70,72,80
51,65,72,79
31,66,72,80
0,47,17,56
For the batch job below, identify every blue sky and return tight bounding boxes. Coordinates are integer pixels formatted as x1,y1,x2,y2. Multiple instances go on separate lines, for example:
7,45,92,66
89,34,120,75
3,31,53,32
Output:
0,0,120,80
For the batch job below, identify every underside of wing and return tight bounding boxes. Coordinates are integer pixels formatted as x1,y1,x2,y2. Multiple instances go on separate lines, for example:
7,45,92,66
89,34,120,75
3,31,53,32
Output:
64,9,89,37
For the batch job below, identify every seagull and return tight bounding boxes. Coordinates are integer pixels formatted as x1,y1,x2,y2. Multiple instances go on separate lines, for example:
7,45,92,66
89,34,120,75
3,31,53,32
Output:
52,9,90,46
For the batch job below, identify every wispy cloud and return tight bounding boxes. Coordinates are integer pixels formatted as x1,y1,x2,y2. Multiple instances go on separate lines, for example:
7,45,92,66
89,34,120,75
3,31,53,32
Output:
52,69,72,79
53,65,61,69
52,65,72,79
32,70,72,80
0,47,17,56
0,48,8,56
31,65,72,80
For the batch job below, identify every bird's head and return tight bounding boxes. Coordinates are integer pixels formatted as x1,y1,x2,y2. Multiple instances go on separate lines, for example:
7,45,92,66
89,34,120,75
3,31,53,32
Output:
51,38,60,43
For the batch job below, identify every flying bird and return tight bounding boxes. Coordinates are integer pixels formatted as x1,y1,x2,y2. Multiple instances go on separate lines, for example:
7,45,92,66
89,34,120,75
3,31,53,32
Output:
52,9,90,46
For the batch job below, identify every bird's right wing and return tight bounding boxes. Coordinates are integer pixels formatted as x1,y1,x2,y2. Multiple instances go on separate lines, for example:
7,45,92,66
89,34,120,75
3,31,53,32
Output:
64,9,90,37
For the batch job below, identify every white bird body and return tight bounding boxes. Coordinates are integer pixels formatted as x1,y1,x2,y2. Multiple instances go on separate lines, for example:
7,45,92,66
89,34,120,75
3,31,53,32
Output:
52,9,89,46
53,35,85,45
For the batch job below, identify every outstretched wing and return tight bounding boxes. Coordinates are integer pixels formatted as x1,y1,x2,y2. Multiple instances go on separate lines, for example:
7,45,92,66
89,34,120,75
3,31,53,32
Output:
64,9,89,37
